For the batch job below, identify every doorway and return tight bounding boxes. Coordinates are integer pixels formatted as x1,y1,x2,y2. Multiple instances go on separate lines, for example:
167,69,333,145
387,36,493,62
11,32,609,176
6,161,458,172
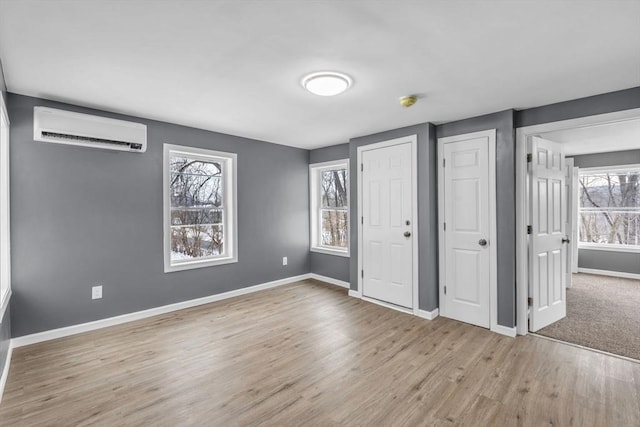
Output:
516,109,640,350
356,135,418,312
437,129,498,330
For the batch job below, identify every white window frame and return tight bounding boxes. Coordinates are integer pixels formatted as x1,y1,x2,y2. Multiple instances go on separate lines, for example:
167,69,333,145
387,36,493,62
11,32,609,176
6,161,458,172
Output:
577,164,640,254
309,159,350,257
163,144,238,272
0,91,11,321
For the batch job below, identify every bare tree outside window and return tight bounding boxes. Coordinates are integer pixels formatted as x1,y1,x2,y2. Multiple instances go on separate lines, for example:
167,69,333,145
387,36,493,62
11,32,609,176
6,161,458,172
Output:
320,169,348,248
170,156,224,260
579,169,640,247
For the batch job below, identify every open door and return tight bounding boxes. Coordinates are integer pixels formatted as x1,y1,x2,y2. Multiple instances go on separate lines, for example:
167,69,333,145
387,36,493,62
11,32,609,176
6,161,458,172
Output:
529,136,568,332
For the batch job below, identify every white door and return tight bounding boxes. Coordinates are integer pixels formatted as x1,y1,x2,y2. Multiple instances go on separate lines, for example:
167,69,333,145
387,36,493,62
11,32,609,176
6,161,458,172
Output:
440,134,493,328
564,158,574,288
529,136,567,331
361,142,413,308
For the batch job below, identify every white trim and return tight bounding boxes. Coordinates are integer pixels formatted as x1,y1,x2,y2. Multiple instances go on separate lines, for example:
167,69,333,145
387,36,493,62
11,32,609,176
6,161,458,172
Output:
356,135,419,314
11,274,312,348
310,247,350,257
0,340,13,404
308,273,350,288
577,268,640,281
491,324,517,338
163,144,238,273
0,290,10,325
348,289,360,298
516,108,640,336
416,308,439,320
578,244,640,254
0,92,10,315
578,164,640,173
309,159,350,257
437,129,499,333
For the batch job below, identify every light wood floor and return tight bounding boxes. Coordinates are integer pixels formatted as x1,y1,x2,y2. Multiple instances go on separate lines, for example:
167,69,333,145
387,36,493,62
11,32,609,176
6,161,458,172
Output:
1,280,639,426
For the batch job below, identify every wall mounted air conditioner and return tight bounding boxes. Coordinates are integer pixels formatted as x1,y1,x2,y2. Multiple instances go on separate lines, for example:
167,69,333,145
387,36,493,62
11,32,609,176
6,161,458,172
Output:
34,107,147,153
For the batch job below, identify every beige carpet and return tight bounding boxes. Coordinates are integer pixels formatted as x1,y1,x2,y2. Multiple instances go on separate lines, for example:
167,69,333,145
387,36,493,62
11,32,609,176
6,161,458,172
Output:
537,273,640,360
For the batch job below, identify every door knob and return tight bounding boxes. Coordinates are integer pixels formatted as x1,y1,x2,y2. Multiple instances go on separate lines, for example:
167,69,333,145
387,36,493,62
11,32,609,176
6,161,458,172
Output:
404,231,411,238
478,239,487,247
562,237,570,244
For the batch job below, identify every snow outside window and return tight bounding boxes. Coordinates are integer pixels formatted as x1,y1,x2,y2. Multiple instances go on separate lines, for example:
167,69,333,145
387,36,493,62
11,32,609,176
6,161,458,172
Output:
163,144,237,272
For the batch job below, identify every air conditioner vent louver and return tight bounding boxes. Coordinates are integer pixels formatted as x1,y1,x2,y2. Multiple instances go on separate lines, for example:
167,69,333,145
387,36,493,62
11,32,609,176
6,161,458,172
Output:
41,131,143,150
34,107,147,153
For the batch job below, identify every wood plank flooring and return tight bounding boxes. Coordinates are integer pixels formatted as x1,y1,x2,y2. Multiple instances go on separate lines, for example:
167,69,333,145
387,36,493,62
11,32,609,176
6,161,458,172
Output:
1,279,639,426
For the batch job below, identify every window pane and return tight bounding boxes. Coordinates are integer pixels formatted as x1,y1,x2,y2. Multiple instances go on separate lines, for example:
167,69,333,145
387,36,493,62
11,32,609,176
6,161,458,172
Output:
321,169,348,208
321,210,348,248
170,157,222,208
171,208,223,226
170,225,223,261
579,170,640,246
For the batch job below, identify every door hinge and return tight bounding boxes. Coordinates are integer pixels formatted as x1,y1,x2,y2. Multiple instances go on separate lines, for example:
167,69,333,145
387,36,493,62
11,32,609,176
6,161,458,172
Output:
361,269,364,278
526,153,532,163
527,225,532,234
443,158,446,168
444,222,446,231
361,216,364,224
444,286,447,295
361,163,363,172
527,297,533,306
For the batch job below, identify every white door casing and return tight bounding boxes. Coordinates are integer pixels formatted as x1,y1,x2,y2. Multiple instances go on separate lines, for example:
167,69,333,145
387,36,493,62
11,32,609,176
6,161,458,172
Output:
361,142,413,308
529,136,567,332
564,158,574,288
438,130,497,330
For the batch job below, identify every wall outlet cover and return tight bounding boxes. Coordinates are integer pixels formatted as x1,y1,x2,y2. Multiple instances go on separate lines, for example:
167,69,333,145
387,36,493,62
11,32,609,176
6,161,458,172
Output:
92,285,103,300
282,257,288,266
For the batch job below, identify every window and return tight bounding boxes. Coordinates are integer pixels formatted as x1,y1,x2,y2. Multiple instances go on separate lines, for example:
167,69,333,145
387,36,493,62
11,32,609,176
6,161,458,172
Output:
310,160,349,256
0,92,10,318
578,166,640,251
163,144,237,272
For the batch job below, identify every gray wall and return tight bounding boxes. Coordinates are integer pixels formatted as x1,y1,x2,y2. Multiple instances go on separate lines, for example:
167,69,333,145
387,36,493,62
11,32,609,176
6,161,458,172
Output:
569,149,640,275
8,93,310,337
349,123,439,312
436,110,517,327
309,143,350,283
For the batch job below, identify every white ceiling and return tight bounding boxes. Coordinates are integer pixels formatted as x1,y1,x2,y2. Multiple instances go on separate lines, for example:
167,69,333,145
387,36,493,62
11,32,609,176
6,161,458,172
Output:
544,117,640,156
0,1,639,149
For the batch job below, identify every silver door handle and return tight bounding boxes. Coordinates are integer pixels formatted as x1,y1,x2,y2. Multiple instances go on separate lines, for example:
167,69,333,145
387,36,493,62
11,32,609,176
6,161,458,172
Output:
562,237,570,244
478,239,487,247
404,231,411,238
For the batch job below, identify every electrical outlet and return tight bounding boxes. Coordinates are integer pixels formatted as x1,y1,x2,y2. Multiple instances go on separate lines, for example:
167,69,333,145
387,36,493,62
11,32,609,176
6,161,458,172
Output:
282,256,288,266
92,285,102,300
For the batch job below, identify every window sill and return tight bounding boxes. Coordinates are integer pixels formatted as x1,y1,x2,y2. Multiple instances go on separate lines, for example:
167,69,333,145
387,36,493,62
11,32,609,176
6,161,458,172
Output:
0,289,11,324
578,244,640,254
311,247,350,258
164,256,238,273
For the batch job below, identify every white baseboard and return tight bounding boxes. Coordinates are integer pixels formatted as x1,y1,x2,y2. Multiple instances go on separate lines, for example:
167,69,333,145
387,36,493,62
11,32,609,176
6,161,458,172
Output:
416,308,439,320
348,289,361,298
577,268,640,281
308,273,350,289
491,324,517,338
12,273,312,348
0,341,13,405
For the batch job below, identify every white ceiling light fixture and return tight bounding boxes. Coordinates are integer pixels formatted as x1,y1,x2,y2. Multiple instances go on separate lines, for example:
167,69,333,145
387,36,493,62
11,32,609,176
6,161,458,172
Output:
302,71,352,96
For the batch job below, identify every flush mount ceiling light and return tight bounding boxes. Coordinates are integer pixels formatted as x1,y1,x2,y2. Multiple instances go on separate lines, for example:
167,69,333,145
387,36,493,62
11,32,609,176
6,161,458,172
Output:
302,72,352,96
